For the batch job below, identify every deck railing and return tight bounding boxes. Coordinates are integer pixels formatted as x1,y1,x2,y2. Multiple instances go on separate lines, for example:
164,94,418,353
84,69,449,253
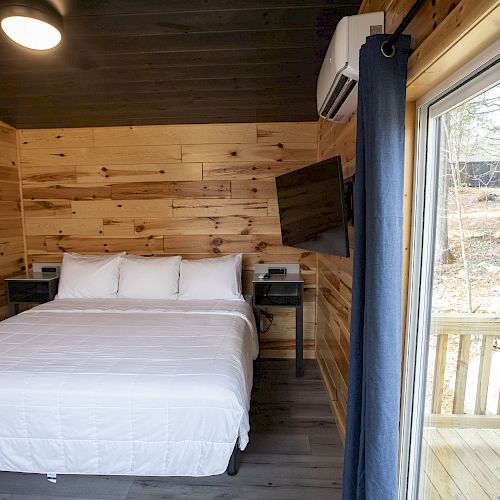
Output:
429,313,499,419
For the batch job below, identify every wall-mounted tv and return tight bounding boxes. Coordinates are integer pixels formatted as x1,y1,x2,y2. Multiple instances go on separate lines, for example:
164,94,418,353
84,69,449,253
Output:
275,156,350,257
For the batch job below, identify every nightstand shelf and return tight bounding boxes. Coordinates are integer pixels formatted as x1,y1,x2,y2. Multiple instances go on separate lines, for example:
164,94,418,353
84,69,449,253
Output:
252,273,304,377
5,273,59,316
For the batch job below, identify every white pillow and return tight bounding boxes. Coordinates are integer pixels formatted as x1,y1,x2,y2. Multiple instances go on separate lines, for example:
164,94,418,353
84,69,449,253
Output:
57,252,124,299
178,253,243,300
118,255,181,299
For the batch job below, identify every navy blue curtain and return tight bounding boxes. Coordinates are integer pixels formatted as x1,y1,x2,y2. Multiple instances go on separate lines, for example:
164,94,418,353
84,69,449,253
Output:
342,35,411,500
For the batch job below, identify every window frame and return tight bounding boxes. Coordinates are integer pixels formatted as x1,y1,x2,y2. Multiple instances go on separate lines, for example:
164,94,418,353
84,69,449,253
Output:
398,48,500,500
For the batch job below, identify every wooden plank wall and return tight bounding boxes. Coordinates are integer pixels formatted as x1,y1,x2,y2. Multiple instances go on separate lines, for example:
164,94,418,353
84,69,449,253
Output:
0,122,25,319
17,121,318,359
316,0,461,441
316,116,356,441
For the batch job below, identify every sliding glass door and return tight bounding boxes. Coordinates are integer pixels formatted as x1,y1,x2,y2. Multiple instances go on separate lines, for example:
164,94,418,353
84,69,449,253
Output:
401,56,500,499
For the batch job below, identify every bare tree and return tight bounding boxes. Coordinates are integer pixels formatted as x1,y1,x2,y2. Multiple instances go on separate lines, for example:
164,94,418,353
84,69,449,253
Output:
435,132,452,265
439,90,500,313
442,116,473,312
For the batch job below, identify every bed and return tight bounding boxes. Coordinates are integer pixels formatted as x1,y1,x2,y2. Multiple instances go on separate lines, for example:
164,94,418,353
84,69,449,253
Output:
0,298,258,477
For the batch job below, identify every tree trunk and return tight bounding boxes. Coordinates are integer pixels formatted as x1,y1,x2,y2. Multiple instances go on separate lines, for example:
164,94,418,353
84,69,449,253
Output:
450,159,473,313
436,156,452,265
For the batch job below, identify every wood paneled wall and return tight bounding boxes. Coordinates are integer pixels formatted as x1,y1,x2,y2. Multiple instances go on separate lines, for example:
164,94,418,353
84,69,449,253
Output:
0,122,25,319
316,116,356,441
316,0,466,441
18,121,318,358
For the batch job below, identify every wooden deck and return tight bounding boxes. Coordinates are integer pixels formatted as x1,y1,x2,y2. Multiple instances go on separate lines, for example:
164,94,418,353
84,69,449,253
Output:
420,425,500,499
0,359,343,500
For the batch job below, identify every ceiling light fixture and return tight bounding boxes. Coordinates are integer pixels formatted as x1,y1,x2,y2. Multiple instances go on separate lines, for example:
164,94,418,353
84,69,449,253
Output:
0,2,63,50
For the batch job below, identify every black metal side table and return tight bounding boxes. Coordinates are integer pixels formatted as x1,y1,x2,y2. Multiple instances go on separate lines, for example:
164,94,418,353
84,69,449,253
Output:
252,273,304,377
5,272,59,316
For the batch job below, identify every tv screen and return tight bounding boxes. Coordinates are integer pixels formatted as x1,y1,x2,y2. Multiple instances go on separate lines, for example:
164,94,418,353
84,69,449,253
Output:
275,156,350,257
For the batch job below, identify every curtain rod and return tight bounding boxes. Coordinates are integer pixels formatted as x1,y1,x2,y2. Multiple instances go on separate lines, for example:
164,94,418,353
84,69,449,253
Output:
381,0,427,57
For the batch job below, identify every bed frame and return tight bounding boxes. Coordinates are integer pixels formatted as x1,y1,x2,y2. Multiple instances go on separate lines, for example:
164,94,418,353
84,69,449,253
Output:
226,441,240,475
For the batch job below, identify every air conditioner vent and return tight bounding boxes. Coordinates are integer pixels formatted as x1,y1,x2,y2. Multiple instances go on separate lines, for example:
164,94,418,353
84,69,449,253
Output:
326,78,357,120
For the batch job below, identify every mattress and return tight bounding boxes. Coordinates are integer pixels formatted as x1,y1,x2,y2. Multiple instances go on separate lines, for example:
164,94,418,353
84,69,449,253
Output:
0,298,258,476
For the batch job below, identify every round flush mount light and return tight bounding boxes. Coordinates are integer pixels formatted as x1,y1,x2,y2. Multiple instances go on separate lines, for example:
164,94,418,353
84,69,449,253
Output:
0,3,63,50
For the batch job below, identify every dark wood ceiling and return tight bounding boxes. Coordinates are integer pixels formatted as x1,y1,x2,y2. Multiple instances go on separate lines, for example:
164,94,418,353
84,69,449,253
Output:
0,0,361,128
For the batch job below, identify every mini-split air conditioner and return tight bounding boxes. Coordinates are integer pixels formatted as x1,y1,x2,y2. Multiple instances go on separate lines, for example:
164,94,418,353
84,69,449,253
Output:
316,12,384,123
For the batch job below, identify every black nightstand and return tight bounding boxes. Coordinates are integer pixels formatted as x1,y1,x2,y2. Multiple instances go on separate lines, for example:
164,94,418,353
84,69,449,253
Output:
252,273,305,377
5,272,59,316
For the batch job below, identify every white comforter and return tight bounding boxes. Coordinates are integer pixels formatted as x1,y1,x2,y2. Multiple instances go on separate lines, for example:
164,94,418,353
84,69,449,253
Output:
0,299,258,476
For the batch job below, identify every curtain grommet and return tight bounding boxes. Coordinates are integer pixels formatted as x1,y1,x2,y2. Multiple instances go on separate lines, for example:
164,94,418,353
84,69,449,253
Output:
381,41,396,58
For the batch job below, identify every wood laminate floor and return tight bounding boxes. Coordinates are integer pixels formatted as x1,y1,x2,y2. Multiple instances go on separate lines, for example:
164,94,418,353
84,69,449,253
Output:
0,359,343,499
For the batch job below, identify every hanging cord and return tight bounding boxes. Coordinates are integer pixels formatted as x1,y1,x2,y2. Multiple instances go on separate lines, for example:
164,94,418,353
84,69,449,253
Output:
260,310,274,334
381,0,427,58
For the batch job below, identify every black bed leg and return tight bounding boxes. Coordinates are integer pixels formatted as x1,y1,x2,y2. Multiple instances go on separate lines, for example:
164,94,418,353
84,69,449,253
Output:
226,441,239,476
